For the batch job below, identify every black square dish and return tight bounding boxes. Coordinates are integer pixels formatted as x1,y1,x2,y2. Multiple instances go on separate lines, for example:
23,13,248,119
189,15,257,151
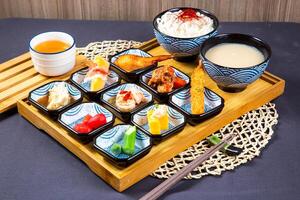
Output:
58,102,115,143
109,48,157,82
28,81,83,118
93,124,152,167
139,66,190,103
100,83,154,122
169,87,224,126
132,104,186,142
70,67,121,100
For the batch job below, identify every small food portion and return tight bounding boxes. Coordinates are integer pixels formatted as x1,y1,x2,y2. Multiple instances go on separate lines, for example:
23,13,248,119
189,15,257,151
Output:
122,126,137,155
115,88,146,112
148,65,187,93
110,125,137,156
205,43,265,68
37,82,73,110
114,54,172,72
147,105,169,135
191,61,205,114
157,8,214,38
110,143,122,155
74,113,107,134
83,55,110,91
34,40,70,53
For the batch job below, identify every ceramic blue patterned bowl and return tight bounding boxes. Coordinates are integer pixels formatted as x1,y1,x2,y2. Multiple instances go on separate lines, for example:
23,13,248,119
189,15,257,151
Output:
132,104,186,142
200,33,272,92
139,66,190,103
169,87,224,125
28,81,83,117
58,102,115,143
93,124,152,166
109,48,156,82
153,7,219,61
70,67,121,100
101,83,154,122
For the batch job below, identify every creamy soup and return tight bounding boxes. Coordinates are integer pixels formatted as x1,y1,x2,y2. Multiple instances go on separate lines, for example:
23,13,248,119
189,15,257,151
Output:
205,43,265,68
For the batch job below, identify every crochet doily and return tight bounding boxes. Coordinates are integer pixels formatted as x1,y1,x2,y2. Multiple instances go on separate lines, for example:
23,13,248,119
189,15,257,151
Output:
77,40,279,179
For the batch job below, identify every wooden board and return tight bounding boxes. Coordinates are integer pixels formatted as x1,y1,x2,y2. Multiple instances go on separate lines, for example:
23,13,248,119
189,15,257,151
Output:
17,39,285,192
0,53,88,113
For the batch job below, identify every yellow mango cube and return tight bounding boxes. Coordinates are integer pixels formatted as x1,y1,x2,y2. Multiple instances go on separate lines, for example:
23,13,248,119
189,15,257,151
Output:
90,78,105,91
160,113,169,130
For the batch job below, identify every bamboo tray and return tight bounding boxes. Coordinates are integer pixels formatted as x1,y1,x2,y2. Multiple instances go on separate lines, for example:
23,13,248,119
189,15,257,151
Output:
17,39,285,192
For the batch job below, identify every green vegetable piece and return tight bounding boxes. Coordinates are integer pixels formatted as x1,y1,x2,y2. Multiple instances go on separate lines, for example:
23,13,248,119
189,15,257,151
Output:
208,135,229,152
207,134,242,156
207,135,221,145
111,143,122,155
122,126,137,155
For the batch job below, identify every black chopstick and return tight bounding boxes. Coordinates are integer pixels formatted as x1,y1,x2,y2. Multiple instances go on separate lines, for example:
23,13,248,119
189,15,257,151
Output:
139,133,235,200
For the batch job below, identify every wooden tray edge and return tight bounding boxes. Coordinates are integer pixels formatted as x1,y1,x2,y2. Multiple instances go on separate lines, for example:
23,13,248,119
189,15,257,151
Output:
17,99,123,191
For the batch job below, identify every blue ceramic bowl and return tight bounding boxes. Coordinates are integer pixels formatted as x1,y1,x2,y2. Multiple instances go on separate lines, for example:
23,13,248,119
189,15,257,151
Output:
153,7,219,61
101,83,154,122
109,48,156,82
58,102,115,143
70,67,121,100
139,66,190,103
28,81,83,118
93,124,152,166
200,33,272,92
132,104,186,142
169,87,224,125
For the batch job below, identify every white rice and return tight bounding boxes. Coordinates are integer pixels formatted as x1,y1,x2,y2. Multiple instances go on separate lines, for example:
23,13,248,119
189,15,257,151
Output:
156,10,214,38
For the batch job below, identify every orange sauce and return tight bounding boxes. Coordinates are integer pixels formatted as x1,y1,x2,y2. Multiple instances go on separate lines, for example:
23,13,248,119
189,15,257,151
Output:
34,40,70,53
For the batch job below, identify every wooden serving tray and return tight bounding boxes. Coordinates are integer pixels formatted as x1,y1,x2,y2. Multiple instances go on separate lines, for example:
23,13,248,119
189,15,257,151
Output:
0,53,88,113
17,39,285,192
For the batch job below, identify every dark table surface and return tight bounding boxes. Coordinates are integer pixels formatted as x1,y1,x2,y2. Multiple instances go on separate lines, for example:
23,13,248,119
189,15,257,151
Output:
0,18,299,200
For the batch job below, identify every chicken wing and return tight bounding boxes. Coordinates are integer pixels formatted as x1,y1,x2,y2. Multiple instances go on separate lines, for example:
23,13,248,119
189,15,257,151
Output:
114,54,172,72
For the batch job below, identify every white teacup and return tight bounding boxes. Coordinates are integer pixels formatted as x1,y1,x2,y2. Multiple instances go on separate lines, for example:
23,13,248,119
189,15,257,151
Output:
29,32,76,76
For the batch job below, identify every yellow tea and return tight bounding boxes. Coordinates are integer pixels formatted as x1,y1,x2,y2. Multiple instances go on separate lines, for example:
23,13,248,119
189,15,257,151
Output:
34,40,70,53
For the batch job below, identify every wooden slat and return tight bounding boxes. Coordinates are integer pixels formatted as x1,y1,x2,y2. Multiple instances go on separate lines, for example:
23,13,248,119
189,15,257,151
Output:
0,68,38,92
0,0,299,22
0,60,33,82
17,39,285,192
0,52,31,72
0,54,88,113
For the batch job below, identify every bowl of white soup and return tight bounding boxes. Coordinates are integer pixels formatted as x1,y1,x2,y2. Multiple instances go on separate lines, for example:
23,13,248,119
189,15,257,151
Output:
200,33,272,92
153,7,219,61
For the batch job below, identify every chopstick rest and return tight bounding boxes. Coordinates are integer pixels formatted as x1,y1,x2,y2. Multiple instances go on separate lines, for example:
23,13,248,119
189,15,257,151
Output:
207,135,243,156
